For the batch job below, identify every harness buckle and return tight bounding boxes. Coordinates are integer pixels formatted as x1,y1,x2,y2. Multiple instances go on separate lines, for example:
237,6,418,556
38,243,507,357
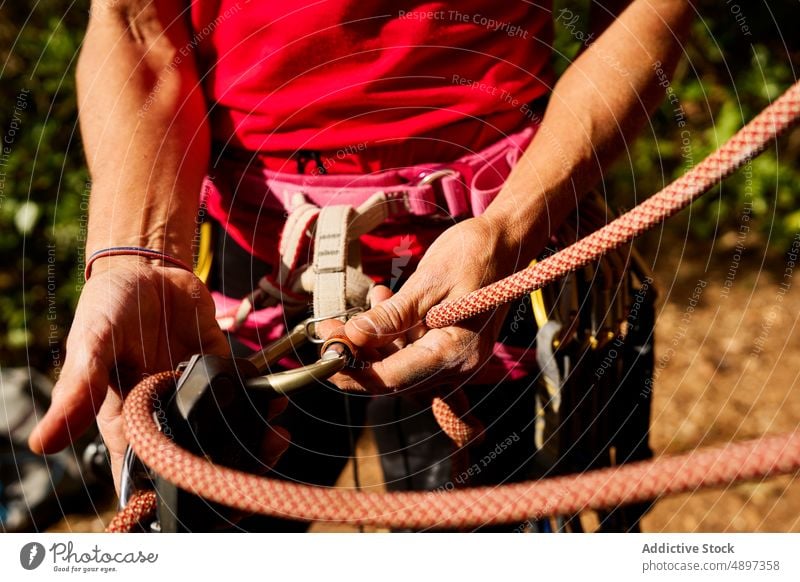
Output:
415,168,461,220
415,168,459,186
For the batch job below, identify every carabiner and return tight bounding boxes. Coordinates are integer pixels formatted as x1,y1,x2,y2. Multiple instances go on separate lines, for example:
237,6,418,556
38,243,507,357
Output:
247,348,347,394
246,320,311,374
119,445,153,510
302,306,364,343
246,309,361,394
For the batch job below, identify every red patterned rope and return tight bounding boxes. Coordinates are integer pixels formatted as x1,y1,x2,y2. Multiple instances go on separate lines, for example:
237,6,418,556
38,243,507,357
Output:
119,372,800,530
426,80,800,328
105,490,158,533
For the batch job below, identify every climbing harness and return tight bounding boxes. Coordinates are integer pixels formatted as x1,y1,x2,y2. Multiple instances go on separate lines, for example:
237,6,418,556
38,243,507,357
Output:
108,79,800,532
218,125,539,332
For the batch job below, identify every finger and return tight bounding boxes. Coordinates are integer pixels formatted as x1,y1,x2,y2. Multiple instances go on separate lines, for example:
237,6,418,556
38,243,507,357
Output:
96,389,126,493
370,286,413,349
312,287,405,359
314,285,396,343
391,335,408,351
372,285,429,347
312,285,416,370
407,321,428,343
369,284,393,306
314,317,343,342
331,329,455,394
28,328,114,455
344,278,433,349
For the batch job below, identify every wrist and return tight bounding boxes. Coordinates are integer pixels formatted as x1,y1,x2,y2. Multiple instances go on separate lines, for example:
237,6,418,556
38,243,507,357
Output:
85,254,150,275
85,246,195,280
481,196,550,266
87,233,194,266
483,164,586,262
86,188,199,267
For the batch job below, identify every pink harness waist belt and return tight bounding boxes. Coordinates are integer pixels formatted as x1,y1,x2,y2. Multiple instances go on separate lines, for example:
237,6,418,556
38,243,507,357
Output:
203,125,538,261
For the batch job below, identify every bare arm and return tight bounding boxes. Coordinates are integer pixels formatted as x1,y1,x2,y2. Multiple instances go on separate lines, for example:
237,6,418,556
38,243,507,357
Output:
339,0,694,393
485,0,694,255
29,0,226,484
80,0,208,264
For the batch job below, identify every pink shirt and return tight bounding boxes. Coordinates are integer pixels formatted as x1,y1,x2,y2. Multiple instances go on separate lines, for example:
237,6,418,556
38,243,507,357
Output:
191,0,553,155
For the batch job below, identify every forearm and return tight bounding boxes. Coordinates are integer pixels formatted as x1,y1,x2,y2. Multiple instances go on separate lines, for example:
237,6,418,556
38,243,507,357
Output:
79,0,208,265
484,0,693,259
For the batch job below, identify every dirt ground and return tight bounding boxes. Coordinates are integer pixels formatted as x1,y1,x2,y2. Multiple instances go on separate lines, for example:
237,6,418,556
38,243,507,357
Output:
50,231,800,533
639,230,800,532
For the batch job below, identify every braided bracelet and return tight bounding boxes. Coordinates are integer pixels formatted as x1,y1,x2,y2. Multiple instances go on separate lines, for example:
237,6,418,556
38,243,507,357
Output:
84,246,194,281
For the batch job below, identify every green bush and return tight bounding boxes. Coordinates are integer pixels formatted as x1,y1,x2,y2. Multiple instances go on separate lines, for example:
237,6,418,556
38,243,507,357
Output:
1,1,90,370
554,1,800,249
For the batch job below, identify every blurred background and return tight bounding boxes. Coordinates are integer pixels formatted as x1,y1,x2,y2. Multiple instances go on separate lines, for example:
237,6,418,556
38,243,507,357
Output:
0,1,798,531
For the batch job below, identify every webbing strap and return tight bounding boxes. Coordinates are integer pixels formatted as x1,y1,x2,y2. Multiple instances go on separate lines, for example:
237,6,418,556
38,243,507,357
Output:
313,205,355,319
310,193,394,320
229,193,390,329
277,193,320,285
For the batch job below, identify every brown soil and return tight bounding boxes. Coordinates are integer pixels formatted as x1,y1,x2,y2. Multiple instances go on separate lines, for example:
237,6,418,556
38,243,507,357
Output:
640,231,800,532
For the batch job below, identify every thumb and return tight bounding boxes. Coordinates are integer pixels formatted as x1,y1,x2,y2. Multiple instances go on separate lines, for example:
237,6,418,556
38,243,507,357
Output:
28,332,113,455
345,282,432,348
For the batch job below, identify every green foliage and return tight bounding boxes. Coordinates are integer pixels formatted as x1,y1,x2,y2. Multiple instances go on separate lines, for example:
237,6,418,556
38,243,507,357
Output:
0,1,90,369
554,0,800,250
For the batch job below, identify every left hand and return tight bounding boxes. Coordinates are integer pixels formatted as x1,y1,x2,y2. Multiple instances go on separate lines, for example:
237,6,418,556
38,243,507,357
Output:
321,215,535,394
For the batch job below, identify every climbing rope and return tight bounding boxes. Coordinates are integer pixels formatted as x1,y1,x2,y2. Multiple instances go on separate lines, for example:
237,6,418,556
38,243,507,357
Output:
105,490,157,533
113,372,800,530
110,79,800,531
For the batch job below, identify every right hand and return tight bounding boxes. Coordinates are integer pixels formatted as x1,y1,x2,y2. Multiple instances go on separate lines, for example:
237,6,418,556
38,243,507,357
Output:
27,257,231,491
